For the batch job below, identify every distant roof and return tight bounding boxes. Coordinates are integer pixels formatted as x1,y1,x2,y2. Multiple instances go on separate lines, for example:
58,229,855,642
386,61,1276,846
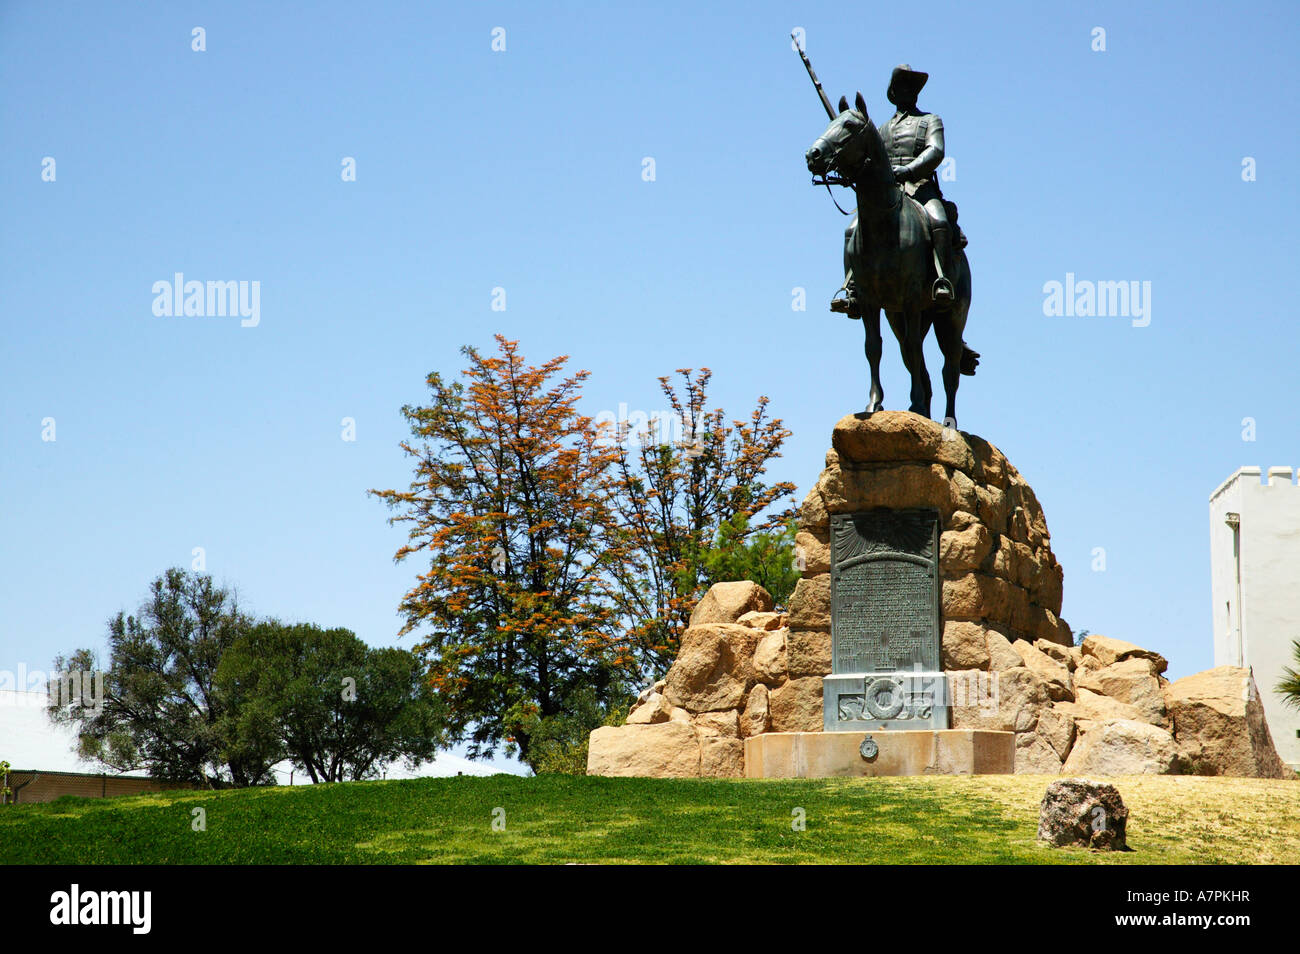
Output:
0,689,147,775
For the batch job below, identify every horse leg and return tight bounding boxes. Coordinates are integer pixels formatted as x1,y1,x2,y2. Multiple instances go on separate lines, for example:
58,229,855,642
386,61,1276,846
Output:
932,308,962,429
863,304,884,412
934,253,972,426
903,308,933,418
885,309,909,372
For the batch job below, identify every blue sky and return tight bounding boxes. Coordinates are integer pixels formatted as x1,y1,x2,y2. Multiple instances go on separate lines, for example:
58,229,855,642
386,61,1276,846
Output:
3,1,1298,768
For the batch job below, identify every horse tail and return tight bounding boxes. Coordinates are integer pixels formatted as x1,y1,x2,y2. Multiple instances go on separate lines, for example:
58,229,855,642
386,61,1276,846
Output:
960,344,980,376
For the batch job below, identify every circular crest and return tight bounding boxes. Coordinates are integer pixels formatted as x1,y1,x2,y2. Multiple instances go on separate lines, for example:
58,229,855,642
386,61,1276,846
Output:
864,676,906,719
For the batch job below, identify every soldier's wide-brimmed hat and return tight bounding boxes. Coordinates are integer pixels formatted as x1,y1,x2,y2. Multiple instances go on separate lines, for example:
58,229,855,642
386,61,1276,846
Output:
887,63,928,105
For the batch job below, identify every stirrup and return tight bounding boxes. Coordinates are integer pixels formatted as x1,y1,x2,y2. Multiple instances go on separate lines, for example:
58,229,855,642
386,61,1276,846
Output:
931,278,955,302
830,291,861,318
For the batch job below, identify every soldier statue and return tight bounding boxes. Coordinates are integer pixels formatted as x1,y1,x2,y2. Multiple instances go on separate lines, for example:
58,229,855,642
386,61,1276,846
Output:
831,63,966,316
798,45,979,425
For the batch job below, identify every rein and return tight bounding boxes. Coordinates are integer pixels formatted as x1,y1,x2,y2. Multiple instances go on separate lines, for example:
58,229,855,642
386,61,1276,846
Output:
813,166,901,217
811,153,873,217
820,179,855,216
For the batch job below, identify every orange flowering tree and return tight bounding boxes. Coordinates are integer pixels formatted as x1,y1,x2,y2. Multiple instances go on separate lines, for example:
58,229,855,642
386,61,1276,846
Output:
603,369,797,674
370,337,633,767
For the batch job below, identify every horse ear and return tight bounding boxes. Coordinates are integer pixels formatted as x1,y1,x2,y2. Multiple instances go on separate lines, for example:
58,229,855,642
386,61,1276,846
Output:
855,91,868,115
838,95,849,113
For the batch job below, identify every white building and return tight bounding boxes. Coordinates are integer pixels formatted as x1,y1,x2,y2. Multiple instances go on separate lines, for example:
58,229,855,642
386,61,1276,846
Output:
1209,466,1300,769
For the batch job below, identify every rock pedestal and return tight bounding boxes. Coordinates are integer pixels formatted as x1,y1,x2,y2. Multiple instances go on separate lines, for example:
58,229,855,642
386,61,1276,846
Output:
790,411,1072,684
586,412,1293,780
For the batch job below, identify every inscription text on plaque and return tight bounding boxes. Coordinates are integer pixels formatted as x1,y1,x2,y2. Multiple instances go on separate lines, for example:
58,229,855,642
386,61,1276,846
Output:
823,508,948,731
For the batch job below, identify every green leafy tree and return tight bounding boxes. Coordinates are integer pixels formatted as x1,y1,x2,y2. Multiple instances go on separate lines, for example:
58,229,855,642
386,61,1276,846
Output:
48,568,271,787
216,622,443,783
1278,639,1300,710
702,514,800,608
603,368,796,675
369,337,631,770
521,687,631,775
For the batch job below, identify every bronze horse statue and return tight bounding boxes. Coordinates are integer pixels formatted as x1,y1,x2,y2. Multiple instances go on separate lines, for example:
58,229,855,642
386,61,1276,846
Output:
805,91,979,427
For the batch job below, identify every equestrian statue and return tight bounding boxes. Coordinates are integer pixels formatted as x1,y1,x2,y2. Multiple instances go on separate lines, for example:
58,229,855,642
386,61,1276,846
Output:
796,41,980,428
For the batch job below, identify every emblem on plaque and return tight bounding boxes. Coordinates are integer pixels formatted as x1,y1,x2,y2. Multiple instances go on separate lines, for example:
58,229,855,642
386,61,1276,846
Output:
864,675,906,719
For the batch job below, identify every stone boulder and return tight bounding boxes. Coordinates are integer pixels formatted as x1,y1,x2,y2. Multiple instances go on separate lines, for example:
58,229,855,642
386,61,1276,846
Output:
1038,778,1129,850
1016,733,1064,774
698,736,744,777
689,581,774,627
692,710,744,778
625,690,674,725
752,630,788,685
1167,666,1289,778
942,620,991,671
590,594,790,777
951,665,1052,750
1012,639,1074,702
1035,706,1077,763
740,684,770,737
1060,719,1178,776
587,722,700,777
1080,634,1168,673
1056,687,1142,724
986,629,1023,671
767,676,824,732
1035,640,1075,670
663,623,759,712
1073,657,1169,728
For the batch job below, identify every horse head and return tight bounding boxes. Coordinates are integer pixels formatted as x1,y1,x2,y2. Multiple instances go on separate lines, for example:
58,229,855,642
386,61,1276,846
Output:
805,91,887,188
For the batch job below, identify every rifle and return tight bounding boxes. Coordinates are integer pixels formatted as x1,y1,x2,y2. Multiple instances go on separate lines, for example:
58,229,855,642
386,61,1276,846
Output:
792,34,837,120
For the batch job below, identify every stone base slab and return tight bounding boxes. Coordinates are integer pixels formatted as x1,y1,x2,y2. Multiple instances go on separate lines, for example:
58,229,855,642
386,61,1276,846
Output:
744,729,1014,778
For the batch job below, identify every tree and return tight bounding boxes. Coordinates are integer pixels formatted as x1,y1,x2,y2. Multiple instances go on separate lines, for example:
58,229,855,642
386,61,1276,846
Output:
602,369,797,674
48,568,272,787
521,687,629,775
369,337,632,769
216,622,442,783
1279,639,1300,710
703,514,800,608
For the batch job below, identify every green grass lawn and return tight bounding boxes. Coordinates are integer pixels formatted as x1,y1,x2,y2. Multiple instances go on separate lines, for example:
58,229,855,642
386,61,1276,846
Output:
2,773,1296,864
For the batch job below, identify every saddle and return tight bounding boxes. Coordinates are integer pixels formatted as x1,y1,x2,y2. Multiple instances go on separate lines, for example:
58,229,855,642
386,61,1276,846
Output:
903,193,968,249
944,200,969,248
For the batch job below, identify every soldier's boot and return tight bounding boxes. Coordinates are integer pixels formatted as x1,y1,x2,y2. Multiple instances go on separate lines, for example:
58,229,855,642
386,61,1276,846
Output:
830,278,862,318
930,226,955,303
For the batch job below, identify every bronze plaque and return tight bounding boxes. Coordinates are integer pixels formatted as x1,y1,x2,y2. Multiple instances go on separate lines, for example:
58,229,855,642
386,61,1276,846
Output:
830,508,941,673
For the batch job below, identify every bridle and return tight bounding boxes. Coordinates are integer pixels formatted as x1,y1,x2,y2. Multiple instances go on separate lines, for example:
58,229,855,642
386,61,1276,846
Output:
809,139,860,215
809,122,900,216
